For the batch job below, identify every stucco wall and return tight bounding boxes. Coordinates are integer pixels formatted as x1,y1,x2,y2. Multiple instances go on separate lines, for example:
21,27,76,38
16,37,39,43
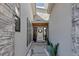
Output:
49,3,73,56
15,3,33,56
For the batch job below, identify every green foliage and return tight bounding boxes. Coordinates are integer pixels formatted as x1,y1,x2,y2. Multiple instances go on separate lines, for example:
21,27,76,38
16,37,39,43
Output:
47,39,50,45
54,43,59,56
51,43,59,56
47,42,59,56
46,40,59,56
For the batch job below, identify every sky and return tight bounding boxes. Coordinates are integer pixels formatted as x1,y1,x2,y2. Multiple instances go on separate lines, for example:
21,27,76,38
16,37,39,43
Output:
36,3,44,7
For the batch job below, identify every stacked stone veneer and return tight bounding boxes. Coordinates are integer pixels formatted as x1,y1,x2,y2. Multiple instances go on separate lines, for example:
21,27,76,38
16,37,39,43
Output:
0,4,16,56
72,3,79,55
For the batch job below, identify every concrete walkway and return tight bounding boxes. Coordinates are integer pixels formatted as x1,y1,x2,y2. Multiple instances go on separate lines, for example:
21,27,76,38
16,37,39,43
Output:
31,41,47,56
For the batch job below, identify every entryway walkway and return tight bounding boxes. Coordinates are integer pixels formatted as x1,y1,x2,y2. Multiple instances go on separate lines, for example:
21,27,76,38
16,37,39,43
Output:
31,41,47,56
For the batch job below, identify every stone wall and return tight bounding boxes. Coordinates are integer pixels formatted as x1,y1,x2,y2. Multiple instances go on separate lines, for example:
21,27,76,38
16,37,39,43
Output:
0,3,16,56
72,3,79,55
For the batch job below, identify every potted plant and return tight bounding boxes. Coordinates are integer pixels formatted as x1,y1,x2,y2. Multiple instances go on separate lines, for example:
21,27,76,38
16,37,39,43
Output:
46,40,59,56
51,43,59,56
